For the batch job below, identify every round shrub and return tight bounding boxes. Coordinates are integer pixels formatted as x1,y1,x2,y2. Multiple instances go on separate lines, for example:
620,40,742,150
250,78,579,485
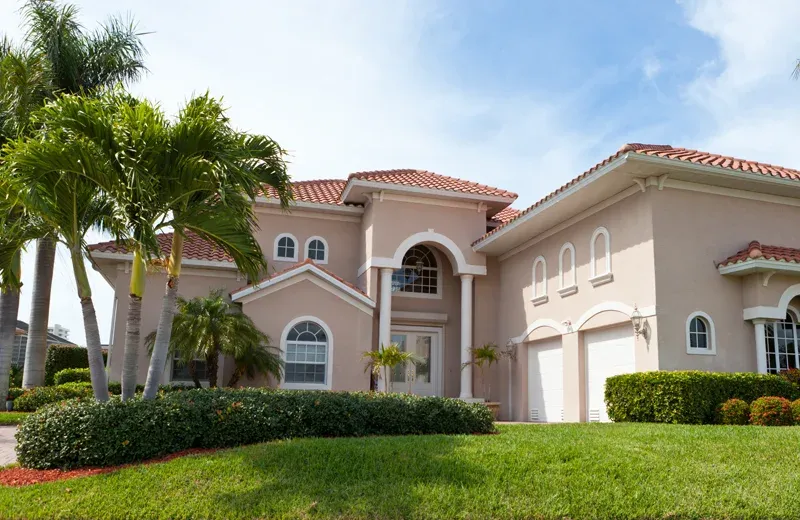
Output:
779,368,800,387
53,367,91,386
750,396,794,426
717,398,750,425
15,389,496,469
791,399,800,424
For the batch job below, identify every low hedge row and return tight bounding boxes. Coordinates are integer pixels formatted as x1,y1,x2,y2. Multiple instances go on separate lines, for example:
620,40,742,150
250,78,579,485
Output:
53,368,91,386
12,382,180,411
16,389,496,469
44,345,106,386
605,371,799,424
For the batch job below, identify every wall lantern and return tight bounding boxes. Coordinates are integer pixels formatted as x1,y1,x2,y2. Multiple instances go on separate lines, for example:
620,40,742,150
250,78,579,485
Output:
631,304,644,338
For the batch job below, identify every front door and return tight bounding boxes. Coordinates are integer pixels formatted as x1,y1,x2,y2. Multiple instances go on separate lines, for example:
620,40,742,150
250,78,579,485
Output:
390,327,442,396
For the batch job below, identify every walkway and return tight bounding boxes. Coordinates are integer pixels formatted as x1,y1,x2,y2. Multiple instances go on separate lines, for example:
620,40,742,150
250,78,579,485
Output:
0,426,16,466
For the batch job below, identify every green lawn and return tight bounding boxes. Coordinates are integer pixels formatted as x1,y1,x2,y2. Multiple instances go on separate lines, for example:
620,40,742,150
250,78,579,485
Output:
1,423,800,519
0,412,29,426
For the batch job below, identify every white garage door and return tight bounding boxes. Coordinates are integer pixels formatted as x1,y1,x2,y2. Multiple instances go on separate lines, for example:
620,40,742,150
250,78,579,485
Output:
585,325,636,423
527,339,563,423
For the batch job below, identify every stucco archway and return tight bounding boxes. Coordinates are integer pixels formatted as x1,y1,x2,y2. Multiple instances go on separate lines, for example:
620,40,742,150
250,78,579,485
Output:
391,231,485,276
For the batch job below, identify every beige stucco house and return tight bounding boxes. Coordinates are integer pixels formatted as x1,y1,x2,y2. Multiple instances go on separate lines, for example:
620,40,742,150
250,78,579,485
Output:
89,143,800,422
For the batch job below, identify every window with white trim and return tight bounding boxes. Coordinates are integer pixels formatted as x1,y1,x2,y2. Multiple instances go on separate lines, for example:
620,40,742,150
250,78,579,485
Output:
285,321,328,384
764,311,799,374
392,245,439,295
532,255,548,305
558,242,577,296
274,233,298,261
171,358,208,381
305,237,328,263
590,227,613,285
686,312,716,355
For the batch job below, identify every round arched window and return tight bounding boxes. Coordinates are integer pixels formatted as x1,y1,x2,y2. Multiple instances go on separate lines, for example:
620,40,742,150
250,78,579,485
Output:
285,321,328,384
391,245,439,295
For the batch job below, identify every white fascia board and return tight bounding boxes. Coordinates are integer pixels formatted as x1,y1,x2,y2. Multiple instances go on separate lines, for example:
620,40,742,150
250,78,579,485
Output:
718,259,800,276
473,155,629,252
231,263,375,308
255,197,364,215
90,252,238,270
341,179,515,206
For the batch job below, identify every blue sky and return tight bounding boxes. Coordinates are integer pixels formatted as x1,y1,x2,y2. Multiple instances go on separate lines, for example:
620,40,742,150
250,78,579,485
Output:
2,0,799,345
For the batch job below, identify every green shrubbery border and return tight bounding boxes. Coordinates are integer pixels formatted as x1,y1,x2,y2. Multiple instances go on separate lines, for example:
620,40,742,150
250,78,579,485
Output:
43,345,107,386
605,371,798,424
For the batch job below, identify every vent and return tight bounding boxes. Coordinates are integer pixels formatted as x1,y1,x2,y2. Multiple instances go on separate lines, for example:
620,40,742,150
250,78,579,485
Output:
560,409,564,422
589,409,601,422
529,408,539,422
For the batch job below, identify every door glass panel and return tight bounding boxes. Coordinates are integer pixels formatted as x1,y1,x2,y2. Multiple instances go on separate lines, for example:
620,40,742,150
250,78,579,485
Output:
391,334,407,383
415,335,432,383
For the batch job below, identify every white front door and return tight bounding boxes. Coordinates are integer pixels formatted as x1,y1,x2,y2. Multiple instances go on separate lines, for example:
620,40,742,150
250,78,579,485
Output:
390,327,442,396
585,324,636,423
527,338,563,423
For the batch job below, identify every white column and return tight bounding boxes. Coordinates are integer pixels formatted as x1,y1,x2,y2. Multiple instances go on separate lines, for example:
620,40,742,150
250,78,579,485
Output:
460,274,474,400
753,319,769,374
378,268,394,391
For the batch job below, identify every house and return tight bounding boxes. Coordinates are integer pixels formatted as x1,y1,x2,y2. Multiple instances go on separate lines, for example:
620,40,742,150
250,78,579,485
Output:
13,320,75,368
88,143,800,422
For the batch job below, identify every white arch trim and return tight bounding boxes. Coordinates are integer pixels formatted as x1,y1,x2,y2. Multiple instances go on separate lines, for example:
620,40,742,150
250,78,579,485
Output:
304,236,329,264
274,232,299,261
356,231,487,276
744,283,800,320
532,255,548,305
685,311,716,355
590,226,611,278
573,301,656,331
510,318,568,344
279,316,334,391
558,242,576,290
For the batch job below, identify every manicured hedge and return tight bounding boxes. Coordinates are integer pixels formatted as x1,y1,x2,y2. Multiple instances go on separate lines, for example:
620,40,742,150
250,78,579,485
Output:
605,371,799,424
53,368,91,386
13,382,181,411
16,389,496,469
750,397,794,426
44,345,106,386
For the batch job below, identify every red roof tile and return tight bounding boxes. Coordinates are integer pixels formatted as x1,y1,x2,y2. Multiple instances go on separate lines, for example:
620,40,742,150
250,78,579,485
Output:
232,258,371,299
347,169,517,199
718,241,800,267
88,231,234,263
262,179,350,206
490,206,520,224
474,143,800,246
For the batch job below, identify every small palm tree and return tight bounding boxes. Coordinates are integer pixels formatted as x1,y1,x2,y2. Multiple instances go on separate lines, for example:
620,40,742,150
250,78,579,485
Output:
463,343,502,401
362,343,422,394
227,341,283,388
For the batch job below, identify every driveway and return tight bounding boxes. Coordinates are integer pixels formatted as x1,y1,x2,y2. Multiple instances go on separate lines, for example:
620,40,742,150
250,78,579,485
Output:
0,426,16,466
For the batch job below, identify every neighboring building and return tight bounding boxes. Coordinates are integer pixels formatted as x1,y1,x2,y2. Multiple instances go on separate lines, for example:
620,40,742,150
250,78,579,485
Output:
47,324,70,340
13,320,75,367
88,143,800,422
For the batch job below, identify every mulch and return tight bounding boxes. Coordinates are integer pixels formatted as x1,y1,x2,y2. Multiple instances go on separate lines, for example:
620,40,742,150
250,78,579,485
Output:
0,448,218,487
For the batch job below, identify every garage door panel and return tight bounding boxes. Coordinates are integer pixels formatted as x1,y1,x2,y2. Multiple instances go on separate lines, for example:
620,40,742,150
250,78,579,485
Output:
528,339,563,423
585,325,635,423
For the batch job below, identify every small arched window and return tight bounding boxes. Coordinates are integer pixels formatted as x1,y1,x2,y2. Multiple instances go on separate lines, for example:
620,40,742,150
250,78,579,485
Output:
392,245,440,296
686,312,716,355
531,256,548,305
274,233,298,261
284,319,330,387
590,227,613,286
558,242,577,297
305,236,328,264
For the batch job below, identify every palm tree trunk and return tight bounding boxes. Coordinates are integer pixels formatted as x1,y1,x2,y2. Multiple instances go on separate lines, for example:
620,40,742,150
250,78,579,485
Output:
206,342,219,388
189,360,202,389
143,233,183,400
22,236,55,388
227,366,244,387
0,288,21,403
70,247,108,402
121,249,146,400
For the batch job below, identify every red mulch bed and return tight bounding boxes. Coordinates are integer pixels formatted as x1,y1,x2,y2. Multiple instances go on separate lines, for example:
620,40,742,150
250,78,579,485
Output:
0,448,218,487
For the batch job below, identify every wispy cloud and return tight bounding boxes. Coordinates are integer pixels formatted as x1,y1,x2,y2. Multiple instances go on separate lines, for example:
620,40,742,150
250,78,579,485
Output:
642,56,662,81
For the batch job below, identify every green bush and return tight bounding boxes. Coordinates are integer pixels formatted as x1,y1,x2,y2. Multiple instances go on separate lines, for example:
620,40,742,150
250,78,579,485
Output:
605,371,798,424
717,398,750,425
750,397,794,426
780,368,800,388
7,388,25,401
44,345,107,386
16,389,496,469
13,385,93,412
53,368,91,386
792,399,800,424
8,364,22,388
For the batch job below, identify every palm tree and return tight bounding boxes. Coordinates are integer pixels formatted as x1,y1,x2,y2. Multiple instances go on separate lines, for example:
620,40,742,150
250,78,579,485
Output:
362,343,422,394
462,343,502,401
147,290,283,389
13,0,147,389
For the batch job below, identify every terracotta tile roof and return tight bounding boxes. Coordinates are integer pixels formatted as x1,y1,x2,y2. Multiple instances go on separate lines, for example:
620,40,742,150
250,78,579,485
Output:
88,231,234,263
718,241,800,267
474,143,800,246
490,206,520,224
232,258,371,299
262,179,350,206
347,169,518,199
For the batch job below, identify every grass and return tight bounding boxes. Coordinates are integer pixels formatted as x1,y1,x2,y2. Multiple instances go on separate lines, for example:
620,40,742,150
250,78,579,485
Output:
0,412,29,426
1,423,800,519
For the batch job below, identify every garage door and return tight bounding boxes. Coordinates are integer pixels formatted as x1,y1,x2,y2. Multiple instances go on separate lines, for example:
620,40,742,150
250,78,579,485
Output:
585,325,636,423
527,339,563,423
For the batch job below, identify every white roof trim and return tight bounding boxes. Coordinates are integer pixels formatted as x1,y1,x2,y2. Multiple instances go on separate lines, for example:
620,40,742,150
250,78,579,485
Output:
90,251,238,270
718,258,800,276
341,178,515,205
254,196,364,214
230,262,375,309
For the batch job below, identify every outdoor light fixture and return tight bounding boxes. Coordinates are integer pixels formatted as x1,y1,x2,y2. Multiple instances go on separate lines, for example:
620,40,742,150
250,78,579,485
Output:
415,259,424,274
631,304,644,338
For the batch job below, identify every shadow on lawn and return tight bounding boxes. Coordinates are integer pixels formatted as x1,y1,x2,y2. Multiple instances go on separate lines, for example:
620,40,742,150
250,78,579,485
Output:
211,434,488,518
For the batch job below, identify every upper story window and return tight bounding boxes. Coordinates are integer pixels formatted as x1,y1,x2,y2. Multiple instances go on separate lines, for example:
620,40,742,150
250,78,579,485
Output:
305,236,328,264
392,245,440,297
531,255,548,306
274,233,298,262
558,242,577,297
686,311,716,356
590,226,613,287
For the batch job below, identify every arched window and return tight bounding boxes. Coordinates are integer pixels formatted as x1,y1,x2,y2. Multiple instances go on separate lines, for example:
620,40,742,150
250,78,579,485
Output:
274,233,298,261
764,311,799,373
558,242,577,297
283,319,330,387
305,236,328,263
590,227,613,286
686,312,716,355
531,256,548,305
392,245,440,296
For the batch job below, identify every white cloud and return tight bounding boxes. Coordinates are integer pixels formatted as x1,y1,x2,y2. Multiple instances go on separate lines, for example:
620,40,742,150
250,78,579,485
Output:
642,56,662,81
